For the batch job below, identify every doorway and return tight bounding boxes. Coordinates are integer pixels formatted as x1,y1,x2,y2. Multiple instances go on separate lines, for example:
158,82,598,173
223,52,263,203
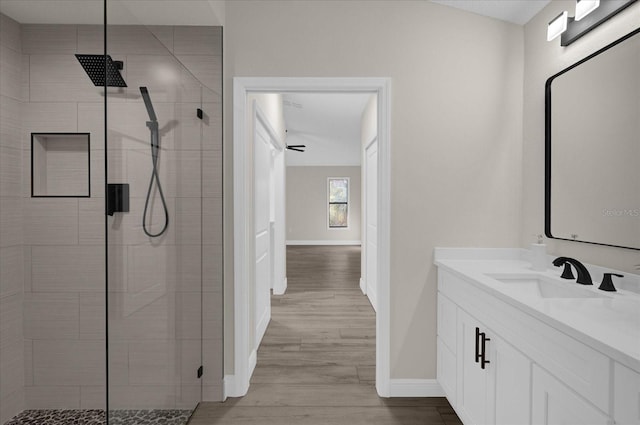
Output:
231,77,391,398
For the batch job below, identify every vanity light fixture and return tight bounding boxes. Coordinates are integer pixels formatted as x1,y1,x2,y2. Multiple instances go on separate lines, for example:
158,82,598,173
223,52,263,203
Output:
575,0,600,21
547,11,568,41
550,0,638,46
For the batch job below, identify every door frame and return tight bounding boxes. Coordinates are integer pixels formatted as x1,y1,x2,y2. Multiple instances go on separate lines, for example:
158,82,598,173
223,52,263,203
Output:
363,136,378,311
231,77,391,398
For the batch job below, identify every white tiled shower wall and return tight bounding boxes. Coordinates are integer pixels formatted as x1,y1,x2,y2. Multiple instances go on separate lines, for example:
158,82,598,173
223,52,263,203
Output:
0,16,223,422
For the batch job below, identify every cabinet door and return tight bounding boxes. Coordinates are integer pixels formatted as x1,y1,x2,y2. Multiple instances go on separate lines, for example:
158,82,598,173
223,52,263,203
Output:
438,336,457,404
438,293,457,353
456,309,490,424
488,335,531,425
532,365,611,425
614,362,640,425
437,293,458,404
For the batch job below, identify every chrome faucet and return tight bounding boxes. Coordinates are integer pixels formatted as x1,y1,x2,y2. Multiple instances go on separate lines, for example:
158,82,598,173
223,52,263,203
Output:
552,257,593,285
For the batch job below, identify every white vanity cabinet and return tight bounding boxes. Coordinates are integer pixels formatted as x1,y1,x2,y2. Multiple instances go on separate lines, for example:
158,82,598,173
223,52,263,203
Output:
455,309,531,425
436,266,639,425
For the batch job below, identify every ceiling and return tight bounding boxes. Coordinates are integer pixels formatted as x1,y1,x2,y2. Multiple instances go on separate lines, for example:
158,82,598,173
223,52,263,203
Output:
431,0,551,25
0,1,549,27
0,0,225,26
283,93,373,167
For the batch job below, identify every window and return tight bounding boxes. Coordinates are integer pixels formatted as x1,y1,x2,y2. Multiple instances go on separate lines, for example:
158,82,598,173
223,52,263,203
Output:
328,177,349,228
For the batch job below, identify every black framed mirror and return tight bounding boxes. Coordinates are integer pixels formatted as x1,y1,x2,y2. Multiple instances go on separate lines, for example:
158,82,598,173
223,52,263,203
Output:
545,27,640,251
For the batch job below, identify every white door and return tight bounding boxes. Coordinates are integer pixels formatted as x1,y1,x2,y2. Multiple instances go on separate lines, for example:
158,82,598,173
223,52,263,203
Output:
269,151,276,290
254,117,273,347
365,138,378,311
271,148,286,296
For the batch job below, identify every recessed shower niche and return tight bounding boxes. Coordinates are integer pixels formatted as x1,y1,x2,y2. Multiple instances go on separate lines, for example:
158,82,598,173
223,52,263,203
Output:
31,132,90,197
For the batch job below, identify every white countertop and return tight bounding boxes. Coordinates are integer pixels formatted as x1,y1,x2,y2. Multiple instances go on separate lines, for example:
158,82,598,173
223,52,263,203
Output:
434,248,640,373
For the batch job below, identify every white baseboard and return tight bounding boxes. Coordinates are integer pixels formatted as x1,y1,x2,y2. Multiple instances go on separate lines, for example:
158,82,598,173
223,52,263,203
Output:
249,349,257,376
367,286,377,312
224,351,258,399
255,310,269,348
273,277,287,295
286,240,361,246
359,277,366,295
388,379,445,397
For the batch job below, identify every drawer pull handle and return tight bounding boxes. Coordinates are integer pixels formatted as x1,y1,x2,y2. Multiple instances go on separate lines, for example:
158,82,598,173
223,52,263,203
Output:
480,333,491,369
475,327,481,363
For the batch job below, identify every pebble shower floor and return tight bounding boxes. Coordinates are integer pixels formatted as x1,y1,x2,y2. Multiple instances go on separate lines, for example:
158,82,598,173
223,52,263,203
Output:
5,409,193,424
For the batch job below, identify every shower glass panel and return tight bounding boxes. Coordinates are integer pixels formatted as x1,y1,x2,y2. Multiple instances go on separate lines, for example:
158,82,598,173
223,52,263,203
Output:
106,4,200,425
0,1,107,424
105,1,222,423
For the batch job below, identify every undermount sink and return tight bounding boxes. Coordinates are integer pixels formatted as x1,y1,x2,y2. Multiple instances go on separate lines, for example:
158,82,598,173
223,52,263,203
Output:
486,274,609,299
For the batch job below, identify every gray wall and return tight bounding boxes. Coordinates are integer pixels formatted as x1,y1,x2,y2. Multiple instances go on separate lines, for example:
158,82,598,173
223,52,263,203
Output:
286,166,361,243
522,1,640,273
0,12,25,424
224,0,524,379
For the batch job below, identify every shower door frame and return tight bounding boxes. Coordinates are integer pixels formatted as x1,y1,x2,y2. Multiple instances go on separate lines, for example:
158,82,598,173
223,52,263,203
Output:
102,2,110,417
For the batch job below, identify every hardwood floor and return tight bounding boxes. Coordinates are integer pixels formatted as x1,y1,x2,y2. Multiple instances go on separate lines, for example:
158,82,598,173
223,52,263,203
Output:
189,245,462,425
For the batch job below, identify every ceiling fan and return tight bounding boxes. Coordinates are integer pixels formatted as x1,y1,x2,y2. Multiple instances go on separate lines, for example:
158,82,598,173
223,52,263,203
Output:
284,128,306,152
286,144,306,152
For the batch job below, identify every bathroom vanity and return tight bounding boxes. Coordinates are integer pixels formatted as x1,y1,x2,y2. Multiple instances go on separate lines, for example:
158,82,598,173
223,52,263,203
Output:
434,248,640,425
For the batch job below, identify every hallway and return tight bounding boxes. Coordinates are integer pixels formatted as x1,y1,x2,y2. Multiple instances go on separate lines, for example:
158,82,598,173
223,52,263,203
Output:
190,246,461,424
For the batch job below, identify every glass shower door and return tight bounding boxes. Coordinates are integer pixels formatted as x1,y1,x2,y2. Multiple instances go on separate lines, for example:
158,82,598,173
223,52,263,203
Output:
105,4,207,422
0,1,108,423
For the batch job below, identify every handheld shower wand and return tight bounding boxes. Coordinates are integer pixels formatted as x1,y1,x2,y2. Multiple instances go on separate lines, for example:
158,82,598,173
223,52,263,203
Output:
140,86,158,121
140,87,169,237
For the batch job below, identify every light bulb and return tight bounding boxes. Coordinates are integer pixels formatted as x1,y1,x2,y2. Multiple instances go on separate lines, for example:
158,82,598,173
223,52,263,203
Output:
575,0,600,21
547,11,568,42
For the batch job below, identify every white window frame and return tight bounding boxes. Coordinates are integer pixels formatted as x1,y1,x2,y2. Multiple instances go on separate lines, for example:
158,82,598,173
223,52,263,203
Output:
327,177,350,229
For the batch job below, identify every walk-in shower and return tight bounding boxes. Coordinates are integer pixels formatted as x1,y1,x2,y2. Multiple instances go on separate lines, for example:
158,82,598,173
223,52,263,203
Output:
0,1,223,424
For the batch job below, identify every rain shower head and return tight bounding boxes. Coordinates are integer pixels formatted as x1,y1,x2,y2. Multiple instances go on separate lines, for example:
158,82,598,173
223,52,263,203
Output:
75,54,127,87
140,87,157,122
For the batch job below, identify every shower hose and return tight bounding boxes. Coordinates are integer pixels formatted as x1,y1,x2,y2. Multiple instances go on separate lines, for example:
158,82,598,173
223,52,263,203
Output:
142,120,169,237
